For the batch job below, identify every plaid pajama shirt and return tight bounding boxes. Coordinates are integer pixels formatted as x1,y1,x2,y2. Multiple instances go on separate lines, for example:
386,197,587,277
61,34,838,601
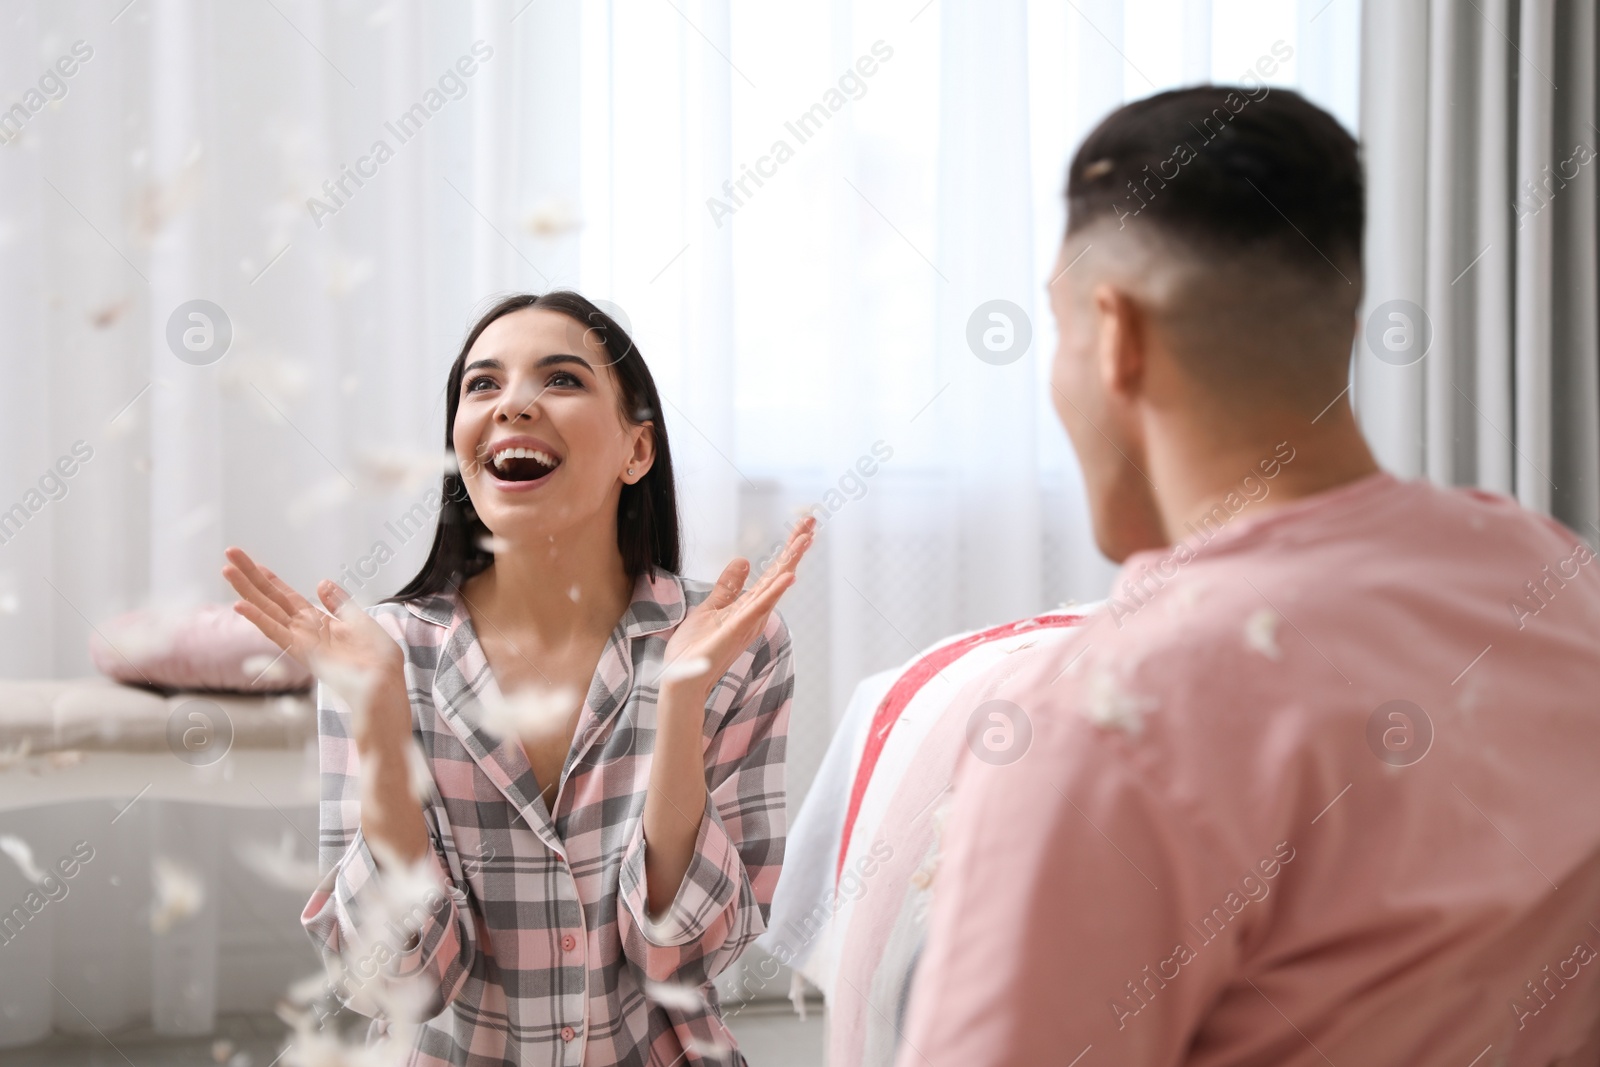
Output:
300,567,794,1066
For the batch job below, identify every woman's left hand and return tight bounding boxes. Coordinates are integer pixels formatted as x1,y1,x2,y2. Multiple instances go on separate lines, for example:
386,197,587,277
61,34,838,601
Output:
659,515,816,699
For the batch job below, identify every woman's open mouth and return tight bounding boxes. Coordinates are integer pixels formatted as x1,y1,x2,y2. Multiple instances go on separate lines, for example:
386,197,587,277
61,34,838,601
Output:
485,445,562,488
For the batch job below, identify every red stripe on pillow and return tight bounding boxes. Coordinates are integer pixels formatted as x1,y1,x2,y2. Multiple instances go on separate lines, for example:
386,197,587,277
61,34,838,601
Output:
833,613,1087,884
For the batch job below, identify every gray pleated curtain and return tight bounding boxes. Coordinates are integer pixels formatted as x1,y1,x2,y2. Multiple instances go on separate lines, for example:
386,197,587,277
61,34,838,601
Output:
1357,0,1599,541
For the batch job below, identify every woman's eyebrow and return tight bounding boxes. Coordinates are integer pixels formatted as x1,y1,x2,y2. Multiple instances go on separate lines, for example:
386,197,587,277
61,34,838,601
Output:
463,353,594,374
538,353,594,371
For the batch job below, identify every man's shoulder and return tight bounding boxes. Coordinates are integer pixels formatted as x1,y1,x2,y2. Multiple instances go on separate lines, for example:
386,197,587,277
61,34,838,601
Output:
1025,476,1600,750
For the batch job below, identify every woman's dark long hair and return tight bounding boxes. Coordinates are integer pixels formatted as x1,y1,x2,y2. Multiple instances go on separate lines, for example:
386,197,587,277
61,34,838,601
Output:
384,292,681,603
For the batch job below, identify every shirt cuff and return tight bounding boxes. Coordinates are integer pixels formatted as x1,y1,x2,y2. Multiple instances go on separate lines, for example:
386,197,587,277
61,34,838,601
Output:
387,846,463,980
302,829,464,999
618,793,742,949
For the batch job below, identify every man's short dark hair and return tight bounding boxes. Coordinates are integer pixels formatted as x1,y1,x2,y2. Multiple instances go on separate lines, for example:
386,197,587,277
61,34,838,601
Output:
1065,86,1363,282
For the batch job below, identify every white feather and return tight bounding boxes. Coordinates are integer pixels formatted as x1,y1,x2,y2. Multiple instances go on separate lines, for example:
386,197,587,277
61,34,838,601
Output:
1244,608,1283,660
1083,665,1157,737
0,835,46,883
150,856,205,934
468,685,581,741
643,979,706,1012
354,448,457,494
658,657,712,685
235,830,323,893
404,739,436,803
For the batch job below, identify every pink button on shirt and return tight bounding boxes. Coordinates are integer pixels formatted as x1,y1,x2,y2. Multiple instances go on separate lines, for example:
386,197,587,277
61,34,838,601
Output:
898,473,1600,1067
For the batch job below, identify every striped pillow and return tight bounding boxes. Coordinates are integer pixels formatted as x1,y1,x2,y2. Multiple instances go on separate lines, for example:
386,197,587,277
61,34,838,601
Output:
760,605,1098,1065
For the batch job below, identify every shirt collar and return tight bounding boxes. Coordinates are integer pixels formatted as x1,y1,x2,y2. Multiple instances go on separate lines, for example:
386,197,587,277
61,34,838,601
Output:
401,566,687,637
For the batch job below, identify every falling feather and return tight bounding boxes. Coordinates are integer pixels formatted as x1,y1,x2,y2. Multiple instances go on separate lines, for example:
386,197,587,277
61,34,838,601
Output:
789,970,810,1021
326,255,374,298
106,400,143,441
225,353,313,412
287,478,354,528
235,829,323,893
658,657,711,685
307,646,381,730
521,197,582,238
686,1037,732,1058
404,739,435,802
355,448,457,494
89,298,132,329
347,849,463,1027
173,504,220,540
244,653,291,684
0,835,46,883
468,685,581,741
102,607,186,661
477,533,512,555
150,856,205,934
365,835,443,925
643,980,706,1012
284,964,340,1008
0,738,31,772
364,973,435,1034
277,1011,411,1067
131,140,203,240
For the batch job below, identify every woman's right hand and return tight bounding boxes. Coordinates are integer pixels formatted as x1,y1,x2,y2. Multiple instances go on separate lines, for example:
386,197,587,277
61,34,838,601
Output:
222,546,408,741
225,548,431,867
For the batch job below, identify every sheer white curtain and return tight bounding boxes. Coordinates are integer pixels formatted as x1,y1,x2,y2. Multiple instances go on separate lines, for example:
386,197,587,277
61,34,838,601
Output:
642,0,1361,799
1,0,1362,810
0,0,585,675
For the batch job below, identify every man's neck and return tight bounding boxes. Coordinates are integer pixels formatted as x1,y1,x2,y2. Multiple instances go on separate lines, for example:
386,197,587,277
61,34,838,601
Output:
1145,396,1381,545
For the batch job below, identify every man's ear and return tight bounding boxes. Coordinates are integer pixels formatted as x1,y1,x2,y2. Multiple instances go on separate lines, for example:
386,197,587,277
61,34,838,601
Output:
1091,283,1149,403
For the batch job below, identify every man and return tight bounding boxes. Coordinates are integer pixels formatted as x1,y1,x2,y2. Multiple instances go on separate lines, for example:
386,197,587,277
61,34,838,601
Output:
896,86,1600,1066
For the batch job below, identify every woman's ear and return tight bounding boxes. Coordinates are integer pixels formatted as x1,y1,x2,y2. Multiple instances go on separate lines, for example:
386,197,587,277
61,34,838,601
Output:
626,422,656,482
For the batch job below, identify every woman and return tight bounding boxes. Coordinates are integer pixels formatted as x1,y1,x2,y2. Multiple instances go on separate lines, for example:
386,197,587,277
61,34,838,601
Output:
222,292,814,1066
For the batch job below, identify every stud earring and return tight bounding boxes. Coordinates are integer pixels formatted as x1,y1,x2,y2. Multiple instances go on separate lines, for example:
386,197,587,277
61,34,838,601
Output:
627,467,635,475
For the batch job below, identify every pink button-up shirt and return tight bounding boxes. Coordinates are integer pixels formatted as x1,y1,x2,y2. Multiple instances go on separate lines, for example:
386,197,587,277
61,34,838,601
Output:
302,567,793,1066
898,472,1600,1066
